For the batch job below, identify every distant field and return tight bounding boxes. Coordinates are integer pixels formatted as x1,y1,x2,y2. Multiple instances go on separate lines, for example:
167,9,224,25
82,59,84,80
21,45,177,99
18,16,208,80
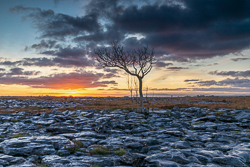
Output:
0,96,250,114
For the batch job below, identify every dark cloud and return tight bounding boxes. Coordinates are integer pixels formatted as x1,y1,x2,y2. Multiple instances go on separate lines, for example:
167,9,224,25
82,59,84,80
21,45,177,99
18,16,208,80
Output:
0,72,117,89
155,62,173,68
23,42,95,68
11,0,250,62
195,80,218,86
0,61,22,66
167,67,188,71
22,58,56,67
0,56,94,68
102,68,121,78
0,68,5,71
103,73,120,79
206,63,218,66
10,5,101,39
1,68,41,76
209,70,250,78
195,78,250,88
184,79,199,82
112,0,250,60
103,68,120,73
0,68,41,77
218,78,250,87
231,58,249,61
41,46,86,58
9,68,25,75
74,26,125,43
25,40,57,51
158,55,192,62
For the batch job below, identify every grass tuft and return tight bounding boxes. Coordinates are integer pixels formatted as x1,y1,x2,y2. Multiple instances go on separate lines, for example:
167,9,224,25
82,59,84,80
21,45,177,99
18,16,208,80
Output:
89,145,109,155
114,148,126,156
12,132,29,138
91,164,101,167
66,140,84,154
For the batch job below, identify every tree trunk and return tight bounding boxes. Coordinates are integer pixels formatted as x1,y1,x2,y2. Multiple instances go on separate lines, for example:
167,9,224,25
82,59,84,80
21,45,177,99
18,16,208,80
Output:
138,77,144,112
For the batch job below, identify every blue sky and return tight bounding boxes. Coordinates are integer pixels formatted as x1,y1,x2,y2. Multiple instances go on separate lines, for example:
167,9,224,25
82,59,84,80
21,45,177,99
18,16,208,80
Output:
0,0,250,97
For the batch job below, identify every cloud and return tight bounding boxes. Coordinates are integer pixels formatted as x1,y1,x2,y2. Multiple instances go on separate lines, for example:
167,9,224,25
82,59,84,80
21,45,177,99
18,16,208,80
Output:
0,68,41,76
25,40,57,51
0,57,95,68
0,68,5,71
23,42,96,68
155,62,173,68
10,5,101,40
195,80,218,86
108,0,250,60
209,70,250,78
158,54,192,62
7,68,40,76
231,58,249,61
218,78,250,87
0,61,22,66
11,0,250,62
40,46,87,58
0,72,117,89
184,79,199,82
103,68,120,73
195,78,250,88
206,63,218,66
103,73,120,78
167,67,188,71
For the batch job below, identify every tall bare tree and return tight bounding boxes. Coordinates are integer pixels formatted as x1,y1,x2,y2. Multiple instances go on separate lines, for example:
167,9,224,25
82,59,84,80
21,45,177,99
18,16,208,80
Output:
94,41,155,111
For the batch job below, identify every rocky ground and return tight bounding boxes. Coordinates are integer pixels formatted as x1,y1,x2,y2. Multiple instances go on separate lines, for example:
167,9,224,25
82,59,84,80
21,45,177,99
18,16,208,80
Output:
1,106,250,166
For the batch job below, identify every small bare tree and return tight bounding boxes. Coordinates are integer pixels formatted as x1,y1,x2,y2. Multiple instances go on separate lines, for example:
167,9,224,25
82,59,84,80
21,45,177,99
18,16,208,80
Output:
94,41,155,112
134,76,139,111
126,74,133,110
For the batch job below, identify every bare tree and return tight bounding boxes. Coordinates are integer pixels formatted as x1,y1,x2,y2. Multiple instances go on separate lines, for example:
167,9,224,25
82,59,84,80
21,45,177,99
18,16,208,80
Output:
94,41,155,112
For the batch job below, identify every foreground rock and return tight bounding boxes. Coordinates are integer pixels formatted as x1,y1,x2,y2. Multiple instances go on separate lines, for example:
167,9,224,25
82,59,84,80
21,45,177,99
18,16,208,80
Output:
0,107,250,166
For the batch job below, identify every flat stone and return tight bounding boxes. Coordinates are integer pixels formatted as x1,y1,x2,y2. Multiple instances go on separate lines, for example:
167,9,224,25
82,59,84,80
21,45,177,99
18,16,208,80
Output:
213,156,247,167
42,155,71,166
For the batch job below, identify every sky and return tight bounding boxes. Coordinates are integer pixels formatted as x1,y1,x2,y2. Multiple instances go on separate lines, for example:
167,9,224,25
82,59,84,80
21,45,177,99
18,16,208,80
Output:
0,0,250,97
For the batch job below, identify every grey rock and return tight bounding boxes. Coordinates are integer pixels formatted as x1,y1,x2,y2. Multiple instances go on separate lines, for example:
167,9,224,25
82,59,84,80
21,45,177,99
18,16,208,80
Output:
0,154,25,166
229,143,250,164
33,120,55,126
33,136,70,150
213,156,247,167
125,142,143,149
46,127,78,134
52,110,63,115
171,152,190,164
1,99,250,167
171,141,190,149
42,155,71,166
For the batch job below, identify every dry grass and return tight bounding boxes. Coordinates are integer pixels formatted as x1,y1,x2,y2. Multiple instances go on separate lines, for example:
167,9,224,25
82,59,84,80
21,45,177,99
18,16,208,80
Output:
0,96,250,114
